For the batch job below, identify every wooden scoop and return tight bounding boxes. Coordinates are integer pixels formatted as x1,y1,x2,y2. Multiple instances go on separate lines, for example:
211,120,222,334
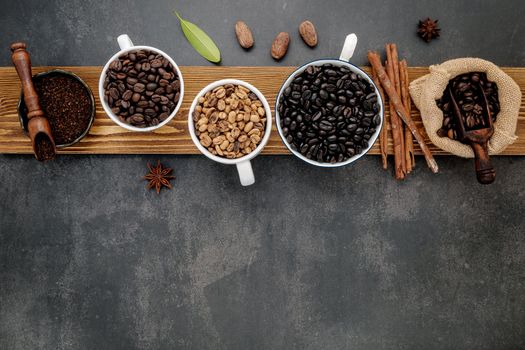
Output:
10,42,56,161
449,86,495,184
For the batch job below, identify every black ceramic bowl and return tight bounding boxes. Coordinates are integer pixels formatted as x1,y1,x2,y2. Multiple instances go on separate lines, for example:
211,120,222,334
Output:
17,69,95,148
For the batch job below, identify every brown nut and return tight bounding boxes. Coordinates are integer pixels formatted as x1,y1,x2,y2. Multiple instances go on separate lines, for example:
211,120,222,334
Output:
235,20,254,49
271,32,290,60
299,20,318,47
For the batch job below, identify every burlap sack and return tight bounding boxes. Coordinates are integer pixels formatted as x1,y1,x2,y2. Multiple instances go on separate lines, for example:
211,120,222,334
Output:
409,58,521,158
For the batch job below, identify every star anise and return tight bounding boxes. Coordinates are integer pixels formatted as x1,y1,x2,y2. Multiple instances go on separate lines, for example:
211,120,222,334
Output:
144,160,174,194
418,17,440,43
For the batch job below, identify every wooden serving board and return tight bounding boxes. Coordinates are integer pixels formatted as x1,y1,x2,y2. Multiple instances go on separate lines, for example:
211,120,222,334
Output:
0,66,524,155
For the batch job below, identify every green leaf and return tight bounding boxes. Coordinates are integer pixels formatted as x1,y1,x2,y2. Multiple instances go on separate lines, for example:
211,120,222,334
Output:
174,11,221,63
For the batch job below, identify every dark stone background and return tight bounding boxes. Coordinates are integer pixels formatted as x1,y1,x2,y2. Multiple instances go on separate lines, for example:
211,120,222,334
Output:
1,1,524,349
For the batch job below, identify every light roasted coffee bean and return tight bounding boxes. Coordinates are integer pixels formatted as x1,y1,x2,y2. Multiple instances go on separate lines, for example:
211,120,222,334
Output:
194,84,266,159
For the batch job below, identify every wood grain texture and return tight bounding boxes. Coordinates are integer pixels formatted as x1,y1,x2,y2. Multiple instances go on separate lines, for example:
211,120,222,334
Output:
0,66,524,155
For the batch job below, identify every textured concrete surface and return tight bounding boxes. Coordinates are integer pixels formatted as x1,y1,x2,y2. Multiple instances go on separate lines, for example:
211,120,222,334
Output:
1,1,525,349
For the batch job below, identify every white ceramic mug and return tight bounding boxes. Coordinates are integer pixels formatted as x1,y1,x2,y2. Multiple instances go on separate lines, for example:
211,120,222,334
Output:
98,34,184,132
275,34,384,167
188,79,272,186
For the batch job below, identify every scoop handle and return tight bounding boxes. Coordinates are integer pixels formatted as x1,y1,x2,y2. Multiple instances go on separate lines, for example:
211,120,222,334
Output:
10,42,44,120
471,141,495,184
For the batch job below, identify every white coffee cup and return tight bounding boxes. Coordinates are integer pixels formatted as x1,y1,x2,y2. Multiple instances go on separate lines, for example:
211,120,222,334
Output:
275,34,384,167
188,79,272,186
98,34,184,132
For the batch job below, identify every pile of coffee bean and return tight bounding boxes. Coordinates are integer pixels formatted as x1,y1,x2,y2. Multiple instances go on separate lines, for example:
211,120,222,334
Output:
277,64,381,163
436,72,500,140
103,49,181,128
193,84,266,159
34,133,55,161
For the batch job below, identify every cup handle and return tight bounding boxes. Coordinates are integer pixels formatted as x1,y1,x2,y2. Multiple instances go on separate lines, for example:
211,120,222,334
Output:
339,34,358,62
236,160,255,186
117,34,134,50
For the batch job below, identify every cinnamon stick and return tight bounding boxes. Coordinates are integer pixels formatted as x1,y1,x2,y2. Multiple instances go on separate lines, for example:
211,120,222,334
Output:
371,66,388,170
388,44,407,175
385,46,405,180
400,59,415,172
367,51,439,173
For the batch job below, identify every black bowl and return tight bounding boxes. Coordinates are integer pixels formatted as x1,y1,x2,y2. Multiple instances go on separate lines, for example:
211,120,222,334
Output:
17,69,95,148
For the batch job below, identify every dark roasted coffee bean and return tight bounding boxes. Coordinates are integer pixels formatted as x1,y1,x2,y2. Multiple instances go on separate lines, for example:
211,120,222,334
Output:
347,124,358,132
105,49,181,128
151,59,162,68
130,114,144,124
132,93,141,103
291,91,301,99
373,114,381,126
158,112,168,121
319,121,333,131
159,96,169,105
325,84,337,92
302,90,312,100
117,82,126,93
300,144,309,154
437,71,499,137
133,83,145,93
462,104,474,112
328,143,338,152
278,63,379,163
146,82,158,91
144,108,156,116
109,88,119,100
